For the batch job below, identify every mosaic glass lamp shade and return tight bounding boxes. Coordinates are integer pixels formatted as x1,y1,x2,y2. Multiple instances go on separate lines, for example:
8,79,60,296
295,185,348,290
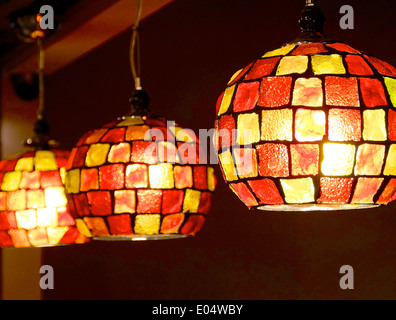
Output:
66,100,216,240
0,149,87,247
214,2,396,211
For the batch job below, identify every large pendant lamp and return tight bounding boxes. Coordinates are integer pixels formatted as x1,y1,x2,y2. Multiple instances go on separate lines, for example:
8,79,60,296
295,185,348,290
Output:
66,0,216,241
0,14,86,247
215,0,396,211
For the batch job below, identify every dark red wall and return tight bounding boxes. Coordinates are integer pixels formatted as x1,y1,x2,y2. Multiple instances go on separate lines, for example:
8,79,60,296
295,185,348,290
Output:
42,0,396,299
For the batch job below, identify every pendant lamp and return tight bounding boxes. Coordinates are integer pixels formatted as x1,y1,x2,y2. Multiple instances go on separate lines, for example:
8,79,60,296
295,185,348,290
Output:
215,0,396,211
66,0,216,241
0,14,86,247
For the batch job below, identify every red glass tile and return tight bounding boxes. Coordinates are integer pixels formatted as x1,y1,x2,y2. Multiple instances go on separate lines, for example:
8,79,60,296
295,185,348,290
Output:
193,166,208,190
150,127,170,141
364,55,396,77
198,192,212,215
318,178,354,204
326,43,361,54
389,110,396,141
292,43,328,55
0,231,13,247
73,194,90,217
256,144,289,177
359,78,388,107
0,212,17,230
162,190,184,214
57,207,76,227
83,217,109,237
230,182,258,207
131,141,158,164
233,82,260,112
0,158,17,171
181,215,205,235
216,92,225,115
126,164,148,188
114,190,136,214
19,171,40,189
100,164,124,190
100,128,126,143
217,115,236,149
248,179,284,205
177,142,199,165
80,168,99,191
72,146,89,167
59,227,81,244
157,142,178,163
0,173,4,187
259,77,292,107
0,192,5,210
66,148,78,170
245,57,280,80
40,171,63,188
345,55,374,75
107,214,133,235
290,144,320,176
26,189,45,209
103,120,119,128
87,191,112,216
6,190,26,211
137,190,162,214
161,213,185,234
328,109,362,141
325,77,359,107
377,179,396,204
144,118,167,127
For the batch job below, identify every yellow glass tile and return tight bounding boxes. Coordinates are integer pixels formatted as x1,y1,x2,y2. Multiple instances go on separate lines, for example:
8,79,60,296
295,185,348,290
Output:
27,229,49,247
321,143,356,176
207,167,216,192
60,167,66,184
148,163,175,189
363,109,387,141
169,126,195,142
354,144,385,176
228,69,243,85
312,54,346,75
134,214,161,235
277,56,308,75
116,117,144,127
261,109,293,141
44,187,67,208
126,125,151,141
15,157,34,171
16,209,37,229
384,144,396,175
47,226,69,245
183,189,201,213
65,169,80,194
384,77,396,107
86,143,111,167
292,78,323,107
295,109,326,142
37,208,58,227
237,113,260,145
34,151,58,171
218,150,238,181
218,85,236,116
76,218,92,238
263,44,296,58
280,178,315,204
233,148,258,179
1,171,22,191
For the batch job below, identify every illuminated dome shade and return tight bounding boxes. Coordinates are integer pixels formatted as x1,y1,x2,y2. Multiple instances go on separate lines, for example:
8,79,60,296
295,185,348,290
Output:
0,149,86,247
215,41,396,211
66,116,216,240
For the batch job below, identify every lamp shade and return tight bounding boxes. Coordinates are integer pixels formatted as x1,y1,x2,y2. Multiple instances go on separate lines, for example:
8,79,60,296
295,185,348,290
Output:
66,115,216,240
215,41,396,211
0,149,86,247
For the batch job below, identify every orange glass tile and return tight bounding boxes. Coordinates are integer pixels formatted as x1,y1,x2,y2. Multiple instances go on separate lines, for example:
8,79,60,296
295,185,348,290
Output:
328,109,361,142
180,215,205,236
258,77,292,107
80,168,99,192
359,78,388,107
100,164,124,190
230,182,258,207
233,148,258,179
83,217,110,237
137,190,162,214
6,190,26,211
161,213,185,234
295,109,326,142
248,179,284,205
83,129,108,145
174,166,193,189
325,77,360,107
8,229,30,247
0,192,6,211
261,109,293,141
318,178,354,204
131,141,157,164
291,144,319,176
326,43,360,54
389,110,396,141
100,128,126,143
292,43,328,55
217,115,236,149
345,55,374,75
107,214,133,235
27,228,48,247
245,57,280,80
26,189,45,209
126,125,151,141
256,143,289,177
354,144,385,176
292,78,323,107
277,56,308,75
351,178,384,204
377,179,396,204
108,143,131,163
162,190,184,214
321,143,356,176
364,55,396,77
126,164,148,188
87,191,112,216
19,171,40,189
40,171,63,188
114,190,136,214
233,82,260,112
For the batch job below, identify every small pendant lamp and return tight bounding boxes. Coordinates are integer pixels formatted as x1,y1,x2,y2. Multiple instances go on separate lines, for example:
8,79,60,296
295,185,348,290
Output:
65,0,216,241
215,0,396,211
0,14,86,247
